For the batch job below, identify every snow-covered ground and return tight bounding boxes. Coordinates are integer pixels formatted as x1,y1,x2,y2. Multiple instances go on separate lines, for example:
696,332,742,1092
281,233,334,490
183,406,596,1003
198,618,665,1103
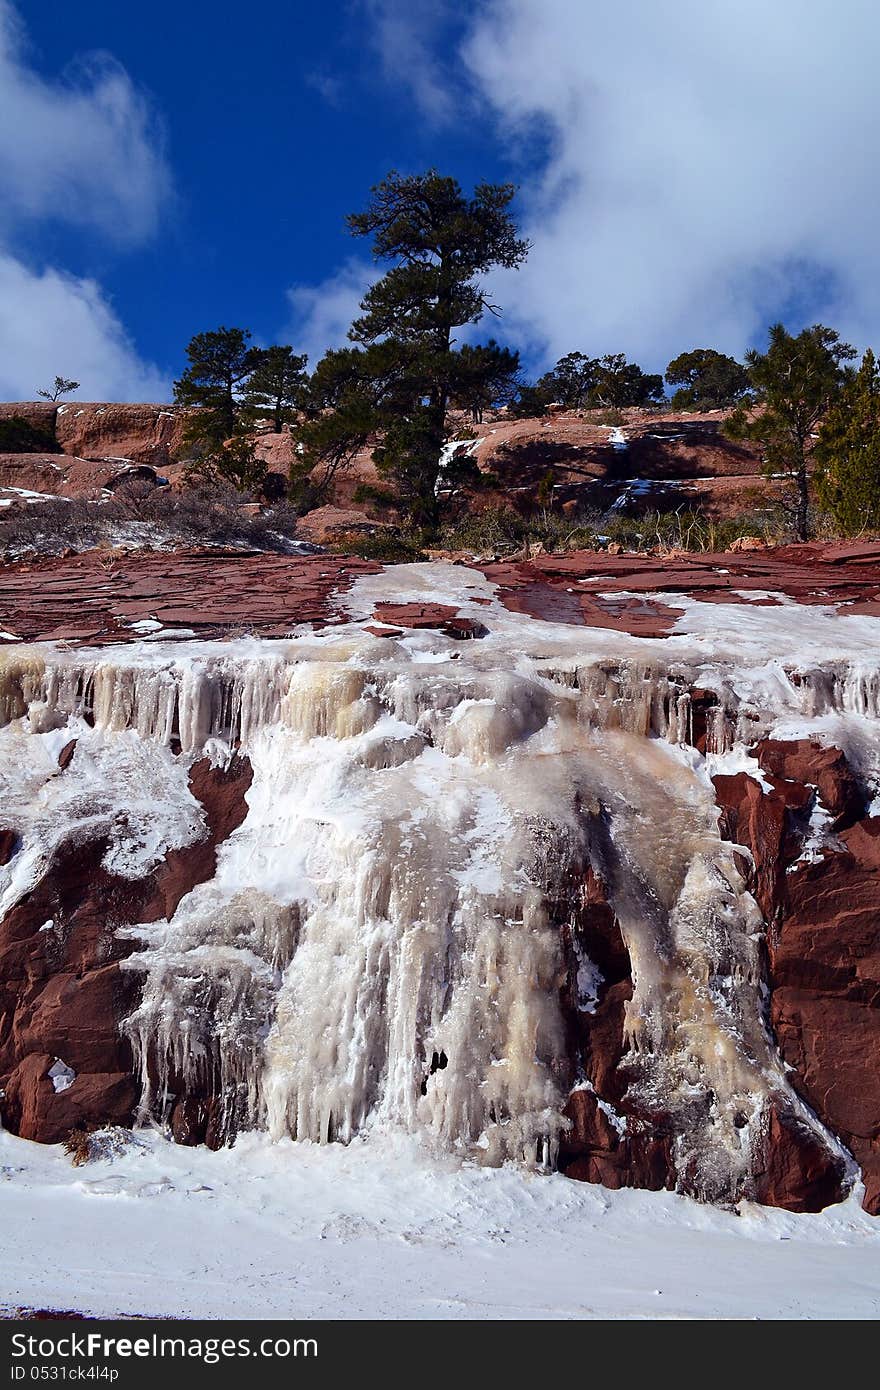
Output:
1,1127,879,1320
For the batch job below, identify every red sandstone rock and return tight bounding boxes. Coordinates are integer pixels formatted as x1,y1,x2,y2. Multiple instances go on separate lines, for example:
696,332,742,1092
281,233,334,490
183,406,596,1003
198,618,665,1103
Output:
753,1103,848,1214
0,829,17,864
372,602,488,639
712,770,791,921
480,544,880,638
755,738,864,827
296,506,393,545
769,815,880,1214
2,1053,137,1146
54,404,187,466
0,550,380,643
713,744,880,1214
57,739,76,770
0,756,254,1144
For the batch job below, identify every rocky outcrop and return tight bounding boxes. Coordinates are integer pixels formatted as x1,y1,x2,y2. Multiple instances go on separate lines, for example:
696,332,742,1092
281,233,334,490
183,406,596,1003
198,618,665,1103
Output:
54,405,186,466
713,738,880,1213
2,543,879,646
481,542,880,634
0,756,253,1145
467,408,773,518
0,550,380,643
0,402,188,470
555,862,848,1211
296,506,394,546
0,453,168,504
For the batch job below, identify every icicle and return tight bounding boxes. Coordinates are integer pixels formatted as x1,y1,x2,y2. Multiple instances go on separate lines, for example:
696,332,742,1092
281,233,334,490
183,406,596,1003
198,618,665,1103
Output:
4,621,878,1194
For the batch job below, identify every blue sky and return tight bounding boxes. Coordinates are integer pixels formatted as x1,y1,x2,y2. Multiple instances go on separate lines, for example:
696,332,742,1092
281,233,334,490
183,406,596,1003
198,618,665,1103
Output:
19,2,509,375
1,1,878,400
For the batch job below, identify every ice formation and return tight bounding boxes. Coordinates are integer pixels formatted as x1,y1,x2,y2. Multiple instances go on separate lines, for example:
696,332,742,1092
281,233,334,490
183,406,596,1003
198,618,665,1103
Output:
2,562,878,1199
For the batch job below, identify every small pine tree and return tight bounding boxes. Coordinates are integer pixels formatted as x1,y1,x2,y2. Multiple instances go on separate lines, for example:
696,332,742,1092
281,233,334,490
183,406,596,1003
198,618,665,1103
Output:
37,375,79,401
244,345,308,432
815,348,880,535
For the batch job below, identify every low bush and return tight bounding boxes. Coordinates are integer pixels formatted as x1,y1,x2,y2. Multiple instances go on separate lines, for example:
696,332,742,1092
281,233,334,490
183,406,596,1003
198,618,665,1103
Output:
332,530,427,563
0,415,61,454
0,482,302,558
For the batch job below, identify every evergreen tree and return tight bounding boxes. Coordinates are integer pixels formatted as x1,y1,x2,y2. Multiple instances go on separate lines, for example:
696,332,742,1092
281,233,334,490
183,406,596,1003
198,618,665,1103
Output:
664,349,750,409
814,348,880,535
174,327,261,445
174,327,265,490
292,345,394,507
535,351,595,409
509,383,550,418
339,169,529,527
452,340,521,422
725,323,856,541
244,345,308,432
37,376,79,401
526,350,663,412
590,353,664,408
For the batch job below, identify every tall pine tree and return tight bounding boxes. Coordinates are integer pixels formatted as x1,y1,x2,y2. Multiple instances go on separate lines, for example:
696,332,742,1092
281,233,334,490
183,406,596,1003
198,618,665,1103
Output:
815,348,880,535
725,323,855,540
174,326,263,488
315,169,530,528
174,326,261,442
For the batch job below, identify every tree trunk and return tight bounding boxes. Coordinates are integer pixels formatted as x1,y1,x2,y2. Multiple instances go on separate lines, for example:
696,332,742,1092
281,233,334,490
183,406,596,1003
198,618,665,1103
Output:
795,457,811,542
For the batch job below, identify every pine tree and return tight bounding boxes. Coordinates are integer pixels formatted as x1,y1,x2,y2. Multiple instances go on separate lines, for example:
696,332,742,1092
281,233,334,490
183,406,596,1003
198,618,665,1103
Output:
37,376,79,401
590,353,664,408
452,340,521,423
725,323,856,541
339,169,529,528
664,349,750,409
173,326,264,489
535,351,595,409
292,345,391,508
814,348,880,535
174,327,260,445
244,345,308,432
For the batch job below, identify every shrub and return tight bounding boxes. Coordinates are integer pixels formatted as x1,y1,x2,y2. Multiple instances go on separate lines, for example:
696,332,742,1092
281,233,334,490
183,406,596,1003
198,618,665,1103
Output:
332,530,427,563
0,483,302,559
63,1125,97,1166
0,416,61,453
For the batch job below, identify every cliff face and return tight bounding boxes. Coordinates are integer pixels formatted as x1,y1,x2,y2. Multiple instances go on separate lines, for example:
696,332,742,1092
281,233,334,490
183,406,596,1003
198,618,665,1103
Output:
0,402,187,467
0,400,769,518
1,546,879,1215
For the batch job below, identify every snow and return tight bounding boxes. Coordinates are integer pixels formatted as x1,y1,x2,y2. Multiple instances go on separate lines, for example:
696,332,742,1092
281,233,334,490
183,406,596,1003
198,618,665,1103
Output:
46,1060,76,1094
1,1127,879,1320
4,561,880,1314
0,487,70,507
608,427,628,451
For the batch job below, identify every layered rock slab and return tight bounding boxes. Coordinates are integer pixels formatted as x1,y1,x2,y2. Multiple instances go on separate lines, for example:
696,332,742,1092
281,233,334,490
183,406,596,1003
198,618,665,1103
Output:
0,756,252,1144
713,739,880,1213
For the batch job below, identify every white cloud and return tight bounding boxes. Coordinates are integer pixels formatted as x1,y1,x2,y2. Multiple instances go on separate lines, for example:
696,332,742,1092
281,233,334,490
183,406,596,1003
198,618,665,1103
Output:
362,0,466,123
0,253,169,401
461,0,880,369
284,259,379,366
0,0,169,243
0,2,171,402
